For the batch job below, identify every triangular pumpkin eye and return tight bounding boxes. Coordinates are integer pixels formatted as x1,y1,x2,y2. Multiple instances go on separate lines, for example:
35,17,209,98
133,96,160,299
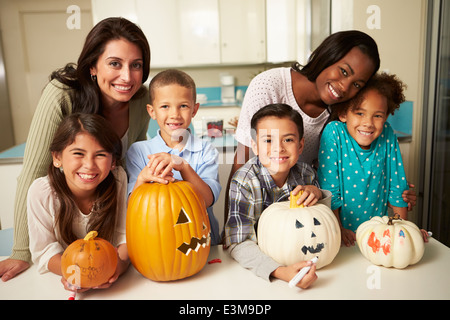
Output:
314,218,321,226
296,220,304,229
175,208,191,225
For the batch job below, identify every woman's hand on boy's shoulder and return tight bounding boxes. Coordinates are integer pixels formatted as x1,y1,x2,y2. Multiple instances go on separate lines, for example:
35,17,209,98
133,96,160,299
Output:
402,183,417,211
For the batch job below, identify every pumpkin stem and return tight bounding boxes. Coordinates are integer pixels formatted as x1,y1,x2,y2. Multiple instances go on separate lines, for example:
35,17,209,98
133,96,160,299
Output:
387,214,402,225
289,191,304,209
84,231,98,241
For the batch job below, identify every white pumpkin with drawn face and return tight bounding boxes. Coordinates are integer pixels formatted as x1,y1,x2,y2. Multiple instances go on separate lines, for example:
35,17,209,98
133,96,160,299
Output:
257,199,341,269
356,215,425,269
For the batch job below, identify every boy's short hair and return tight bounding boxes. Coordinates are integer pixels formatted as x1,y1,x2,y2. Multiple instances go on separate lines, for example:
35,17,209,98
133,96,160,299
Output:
332,72,406,119
250,103,304,141
149,69,197,104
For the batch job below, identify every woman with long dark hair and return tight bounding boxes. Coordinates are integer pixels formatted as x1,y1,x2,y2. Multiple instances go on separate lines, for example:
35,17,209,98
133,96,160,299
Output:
225,30,416,233
1,17,151,281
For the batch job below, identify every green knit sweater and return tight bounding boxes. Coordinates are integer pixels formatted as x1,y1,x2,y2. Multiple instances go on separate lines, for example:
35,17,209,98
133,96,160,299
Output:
11,79,150,262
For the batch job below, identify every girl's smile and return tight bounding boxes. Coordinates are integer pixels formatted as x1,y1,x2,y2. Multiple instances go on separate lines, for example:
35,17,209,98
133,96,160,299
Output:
52,132,114,199
339,89,388,149
77,173,98,182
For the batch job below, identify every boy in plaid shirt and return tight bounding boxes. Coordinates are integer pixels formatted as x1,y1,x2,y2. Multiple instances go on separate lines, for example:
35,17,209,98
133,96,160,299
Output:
224,103,330,289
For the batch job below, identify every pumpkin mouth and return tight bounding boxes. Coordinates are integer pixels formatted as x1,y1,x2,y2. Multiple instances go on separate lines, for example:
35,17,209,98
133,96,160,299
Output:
301,243,325,255
177,235,210,256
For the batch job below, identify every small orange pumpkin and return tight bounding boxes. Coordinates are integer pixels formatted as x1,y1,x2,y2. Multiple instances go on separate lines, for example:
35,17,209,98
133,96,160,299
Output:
126,181,211,281
61,231,118,288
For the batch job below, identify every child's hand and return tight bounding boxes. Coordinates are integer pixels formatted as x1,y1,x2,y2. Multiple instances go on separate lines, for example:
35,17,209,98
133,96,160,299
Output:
137,152,180,185
137,164,175,185
420,229,429,243
271,261,317,289
291,185,322,207
402,183,417,211
61,271,117,292
341,228,356,247
146,152,187,178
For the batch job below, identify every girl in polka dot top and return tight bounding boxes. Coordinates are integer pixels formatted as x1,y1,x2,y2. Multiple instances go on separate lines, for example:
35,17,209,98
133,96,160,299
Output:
318,73,409,246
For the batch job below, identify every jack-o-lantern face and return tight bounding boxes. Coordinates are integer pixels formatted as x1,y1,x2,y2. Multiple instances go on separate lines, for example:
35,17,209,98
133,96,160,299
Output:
257,194,341,269
175,207,210,256
295,217,325,255
126,181,211,281
61,231,118,288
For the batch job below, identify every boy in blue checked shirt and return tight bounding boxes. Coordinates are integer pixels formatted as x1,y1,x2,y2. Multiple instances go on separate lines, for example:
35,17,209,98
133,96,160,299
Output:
224,103,331,288
126,69,221,245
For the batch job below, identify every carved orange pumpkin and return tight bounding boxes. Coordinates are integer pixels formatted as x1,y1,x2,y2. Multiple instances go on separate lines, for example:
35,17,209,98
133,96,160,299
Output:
126,181,211,281
61,231,118,288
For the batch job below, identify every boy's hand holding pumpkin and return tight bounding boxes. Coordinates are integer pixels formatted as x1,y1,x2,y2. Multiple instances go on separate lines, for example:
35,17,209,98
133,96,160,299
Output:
146,152,187,176
290,185,322,207
134,153,176,189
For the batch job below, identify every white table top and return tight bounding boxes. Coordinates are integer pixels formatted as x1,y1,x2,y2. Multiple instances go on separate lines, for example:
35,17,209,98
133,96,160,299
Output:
1,238,449,300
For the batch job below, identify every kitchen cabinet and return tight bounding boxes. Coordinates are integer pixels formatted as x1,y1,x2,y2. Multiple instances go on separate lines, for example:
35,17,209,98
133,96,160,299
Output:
266,0,298,63
136,0,222,66
91,0,324,67
177,0,221,65
135,0,181,68
92,0,220,67
92,0,266,67
266,0,330,65
219,0,266,64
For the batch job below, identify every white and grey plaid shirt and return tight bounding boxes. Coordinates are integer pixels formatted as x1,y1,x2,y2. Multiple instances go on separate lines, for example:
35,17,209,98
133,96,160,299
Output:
224,156,320,247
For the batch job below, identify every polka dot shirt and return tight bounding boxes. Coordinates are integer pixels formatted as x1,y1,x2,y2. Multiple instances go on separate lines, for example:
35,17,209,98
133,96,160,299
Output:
318,121,409,232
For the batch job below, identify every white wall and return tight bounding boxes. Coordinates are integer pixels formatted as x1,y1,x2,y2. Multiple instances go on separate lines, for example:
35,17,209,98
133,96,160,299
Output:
0,0,93,145
332,0,428,223
0,163,22,229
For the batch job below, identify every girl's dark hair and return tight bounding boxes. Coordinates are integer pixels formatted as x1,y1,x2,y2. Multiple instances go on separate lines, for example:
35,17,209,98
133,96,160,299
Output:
250,103,304,140
292,30,380,81
48,113,122,245
51,17,151,115
331,72,406,120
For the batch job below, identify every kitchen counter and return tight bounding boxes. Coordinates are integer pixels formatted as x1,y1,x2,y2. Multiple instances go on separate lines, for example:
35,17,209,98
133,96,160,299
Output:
0,143,24,164
201,133,237,150
1,238,449,301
